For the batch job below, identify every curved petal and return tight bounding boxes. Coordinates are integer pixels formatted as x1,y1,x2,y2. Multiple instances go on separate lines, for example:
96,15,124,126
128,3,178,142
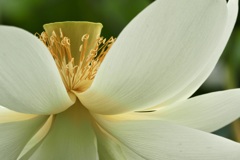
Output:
151,0,239,108
0,26,74,115
0,116,48,160
18,116,53,159
79,0,228,114
95,122,146,160
95,115,240,160
120,146,146,160
94,123,126,160
158,89,240,132
20,101,98,159
0,106,36,123
121,89,240,132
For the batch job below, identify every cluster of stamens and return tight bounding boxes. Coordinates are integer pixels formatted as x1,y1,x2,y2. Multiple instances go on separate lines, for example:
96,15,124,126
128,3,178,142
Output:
38,29,115,92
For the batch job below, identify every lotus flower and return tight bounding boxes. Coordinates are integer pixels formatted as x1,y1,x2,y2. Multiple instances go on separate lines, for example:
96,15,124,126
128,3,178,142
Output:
0,0,240,159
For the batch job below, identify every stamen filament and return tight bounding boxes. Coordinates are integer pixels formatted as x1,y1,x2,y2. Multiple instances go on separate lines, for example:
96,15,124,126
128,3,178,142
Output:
38,29,115,92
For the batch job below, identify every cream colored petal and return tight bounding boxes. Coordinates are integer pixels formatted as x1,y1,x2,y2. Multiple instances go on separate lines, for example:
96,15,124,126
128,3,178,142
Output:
0,116,48,160
94,119,148,160
120,146,146,160
79,0,228,115
20,101,98,159
150,58,221,108
18,116,53,159
111,89,240,132
95,115,240,160
0,26,74,115
161,89,240,132
129,89,240,132
152,0,239,108
94,123,126,160
0,106,36,123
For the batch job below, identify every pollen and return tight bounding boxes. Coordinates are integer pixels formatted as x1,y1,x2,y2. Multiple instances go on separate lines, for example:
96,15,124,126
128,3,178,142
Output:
38,29,115,92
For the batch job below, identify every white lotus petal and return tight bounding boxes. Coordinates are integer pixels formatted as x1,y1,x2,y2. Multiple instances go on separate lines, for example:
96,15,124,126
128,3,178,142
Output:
21,101,98,159
79,0,228,114
0,116,48,160
95,121,147,160
150,57,222,108
145,89,240,132
18,142,42,160
120,146,146,160
0,105,36,123
18,116,53,159
152,0,239,108
95,115,240,160
94,123,126,160
111,89,240,132
0,26,74,114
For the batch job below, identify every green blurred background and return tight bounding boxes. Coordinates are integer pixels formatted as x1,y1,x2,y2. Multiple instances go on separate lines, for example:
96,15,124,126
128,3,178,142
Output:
0,0,239,141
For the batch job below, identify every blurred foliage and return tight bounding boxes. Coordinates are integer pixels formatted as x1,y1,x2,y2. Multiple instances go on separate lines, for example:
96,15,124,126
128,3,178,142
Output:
0,0,150,37
0,0,240,141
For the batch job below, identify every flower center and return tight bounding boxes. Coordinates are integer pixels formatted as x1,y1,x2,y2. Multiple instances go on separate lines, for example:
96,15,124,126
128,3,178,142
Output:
39,28,115,92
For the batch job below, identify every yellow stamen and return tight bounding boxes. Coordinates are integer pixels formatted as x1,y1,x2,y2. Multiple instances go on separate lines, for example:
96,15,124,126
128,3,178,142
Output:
39,28,115,93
